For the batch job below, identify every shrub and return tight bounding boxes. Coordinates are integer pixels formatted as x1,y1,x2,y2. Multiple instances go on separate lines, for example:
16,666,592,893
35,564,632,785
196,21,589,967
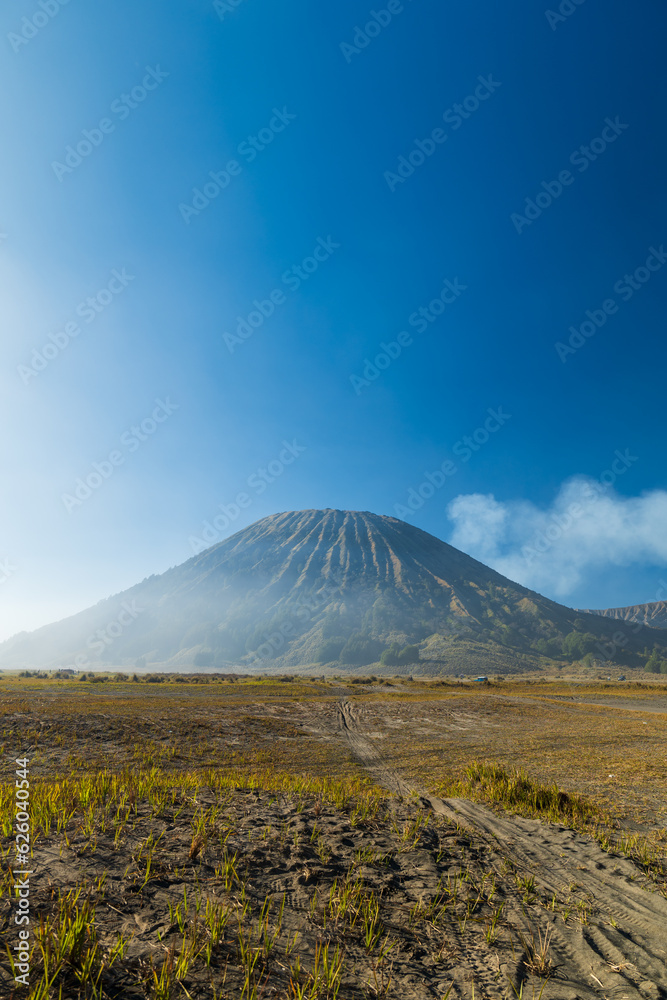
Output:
535,637,560,657
380,642,420,666
644,649,666,673
339,633,383,666
315,637,346,663
464,762,599,826
380,642,401,666
561,631,598,660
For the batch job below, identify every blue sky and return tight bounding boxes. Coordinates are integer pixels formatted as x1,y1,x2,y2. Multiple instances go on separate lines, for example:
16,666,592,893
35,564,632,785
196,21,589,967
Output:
2,0,667,639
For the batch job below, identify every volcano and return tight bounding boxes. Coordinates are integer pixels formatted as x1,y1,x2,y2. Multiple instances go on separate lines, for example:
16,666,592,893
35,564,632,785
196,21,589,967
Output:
1,509,664,672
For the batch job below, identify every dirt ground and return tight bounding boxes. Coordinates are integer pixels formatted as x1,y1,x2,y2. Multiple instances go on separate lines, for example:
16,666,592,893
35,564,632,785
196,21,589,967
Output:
1,675,666,998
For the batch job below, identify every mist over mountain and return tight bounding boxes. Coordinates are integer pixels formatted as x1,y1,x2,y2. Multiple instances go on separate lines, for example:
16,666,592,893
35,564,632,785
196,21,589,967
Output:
2,509,665,673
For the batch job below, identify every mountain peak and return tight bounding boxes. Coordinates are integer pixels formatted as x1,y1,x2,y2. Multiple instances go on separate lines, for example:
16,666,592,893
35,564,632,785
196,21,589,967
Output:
1,509,663,673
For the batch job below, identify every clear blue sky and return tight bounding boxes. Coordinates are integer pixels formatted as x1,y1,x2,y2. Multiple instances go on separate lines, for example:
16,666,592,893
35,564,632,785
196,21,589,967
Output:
2,0,667,640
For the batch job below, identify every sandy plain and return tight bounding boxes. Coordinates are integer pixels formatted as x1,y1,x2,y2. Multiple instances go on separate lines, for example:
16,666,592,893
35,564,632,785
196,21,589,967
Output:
1,673,666,998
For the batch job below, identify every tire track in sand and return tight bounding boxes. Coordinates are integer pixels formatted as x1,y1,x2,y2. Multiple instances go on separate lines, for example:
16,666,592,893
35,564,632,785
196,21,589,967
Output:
337,699,667,996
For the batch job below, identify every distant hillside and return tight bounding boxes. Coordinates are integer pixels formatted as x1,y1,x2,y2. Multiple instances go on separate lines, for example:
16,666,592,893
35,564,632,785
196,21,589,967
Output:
582,601,667,631
1,509,664,673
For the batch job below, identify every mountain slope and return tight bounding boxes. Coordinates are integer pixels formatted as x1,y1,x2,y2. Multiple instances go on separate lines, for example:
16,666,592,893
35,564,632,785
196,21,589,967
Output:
1,509,664,672
583,600,667,630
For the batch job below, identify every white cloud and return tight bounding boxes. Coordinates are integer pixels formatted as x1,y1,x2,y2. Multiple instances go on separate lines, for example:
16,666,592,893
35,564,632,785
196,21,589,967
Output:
446,476,667,599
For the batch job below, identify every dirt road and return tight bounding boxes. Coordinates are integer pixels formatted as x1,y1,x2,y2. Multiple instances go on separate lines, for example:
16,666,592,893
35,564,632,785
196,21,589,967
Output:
338,699,667,998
